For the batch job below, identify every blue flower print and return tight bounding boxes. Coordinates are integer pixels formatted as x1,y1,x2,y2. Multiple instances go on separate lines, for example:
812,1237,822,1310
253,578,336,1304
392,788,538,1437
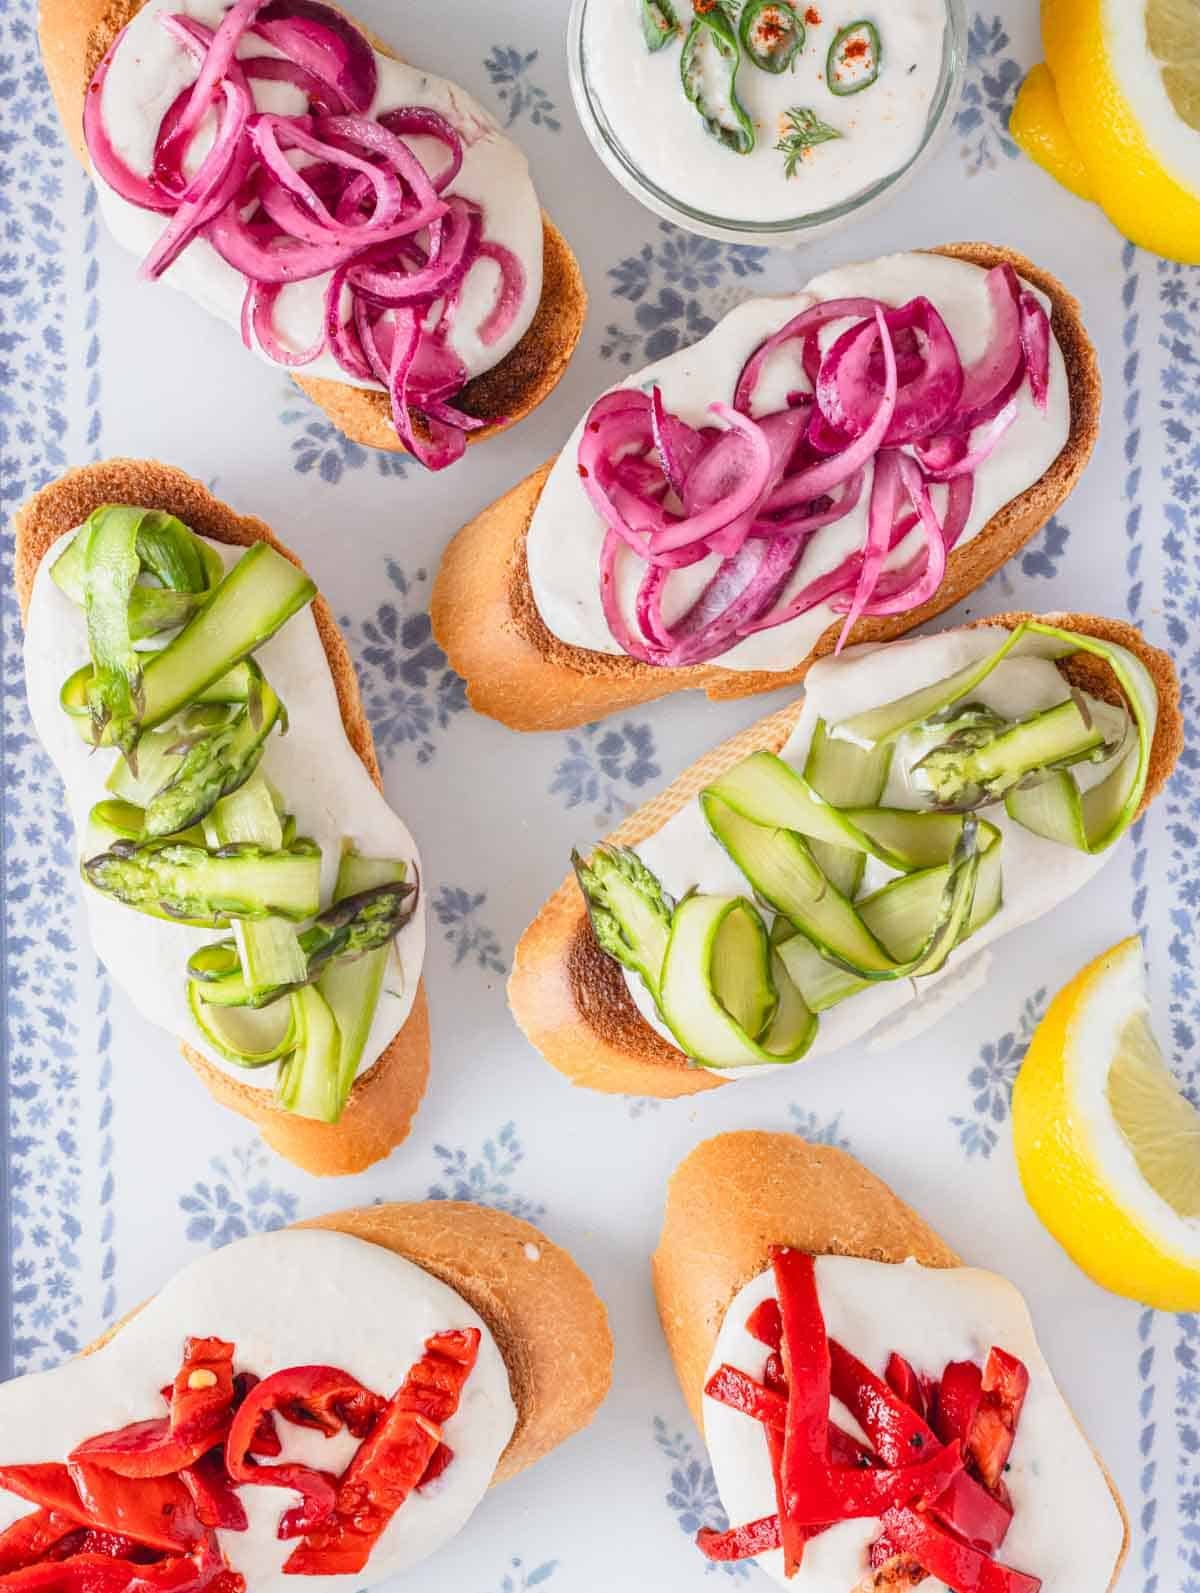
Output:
432,886,506,975
953,14,1022,173
550,722,661,825
484,47,561,131
950,988,1047,1157
339,562,466,764
179,1141,299,1249
652,1418,748,1579
428,1123,545,1222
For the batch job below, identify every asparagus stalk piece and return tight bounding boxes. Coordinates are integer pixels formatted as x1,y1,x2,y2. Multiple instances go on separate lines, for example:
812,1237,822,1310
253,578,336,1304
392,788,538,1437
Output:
59,544,315,749
187,878,418,1008
80,506,148,760
51,508,223,603
572,844,674,1000
142,666,284,838
83,839,321,923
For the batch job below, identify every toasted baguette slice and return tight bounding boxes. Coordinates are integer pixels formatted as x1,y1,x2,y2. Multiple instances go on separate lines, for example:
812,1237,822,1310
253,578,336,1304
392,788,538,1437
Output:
15,459,430,1178
652,1132,1128,1590
38,0,586,456
432,243,1101,731
84,1202,614,1485
510,612,1183,1100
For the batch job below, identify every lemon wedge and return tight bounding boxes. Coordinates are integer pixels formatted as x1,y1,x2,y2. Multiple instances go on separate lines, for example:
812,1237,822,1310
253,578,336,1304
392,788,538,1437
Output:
1011,0,1200,261
1012,934,1200,1310
1009,64,1094,200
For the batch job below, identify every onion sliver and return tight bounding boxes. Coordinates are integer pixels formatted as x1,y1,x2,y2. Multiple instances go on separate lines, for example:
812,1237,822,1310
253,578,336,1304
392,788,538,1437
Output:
1019,292,1051,411
251,0,379,112
650,405,774,556
957,263,1023,417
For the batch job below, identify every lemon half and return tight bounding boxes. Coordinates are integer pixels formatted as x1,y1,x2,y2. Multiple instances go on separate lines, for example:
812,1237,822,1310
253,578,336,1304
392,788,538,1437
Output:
1012,935,1200,1310
1011,0,1200,262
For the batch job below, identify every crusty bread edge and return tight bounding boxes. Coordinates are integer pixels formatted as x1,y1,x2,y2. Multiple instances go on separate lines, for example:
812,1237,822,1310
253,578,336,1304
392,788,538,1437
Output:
14,458,431,1177
431,241,1103,731
81,1201,613,1486
36,0,587,456
508,611,1182,1100
651,1131,1129,1591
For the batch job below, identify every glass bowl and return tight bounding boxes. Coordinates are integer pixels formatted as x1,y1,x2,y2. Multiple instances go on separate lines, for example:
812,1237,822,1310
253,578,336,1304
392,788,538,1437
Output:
567,0,967,248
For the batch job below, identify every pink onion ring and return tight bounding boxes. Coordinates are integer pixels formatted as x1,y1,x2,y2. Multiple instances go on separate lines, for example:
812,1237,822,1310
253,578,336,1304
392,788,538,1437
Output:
649,405,774,556
476,241,527,346
958,264,1023,416
1018,292,1050,411
251,0,378,112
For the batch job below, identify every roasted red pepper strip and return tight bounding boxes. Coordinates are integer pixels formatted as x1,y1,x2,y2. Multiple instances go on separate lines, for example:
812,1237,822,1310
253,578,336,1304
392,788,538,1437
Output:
168,1344,236,1450
745,1298,783,1349
0,1512,79,1574
0,1547,238,1593
880,1507,1042,1593
696,1515,783,1562
283,1330,481,1577
705,1365,789,1429
224,1366,384,1540
971,1350,1030,1492
415,1444,454,1492
830,1342,1012,1553
41,1531,153,1564
178,1453,247,1534
772,1247,829,1572
937,1360,984,1447
73,1344,237,1481
230,1377,280,1460
886,1353,931,1421
0,1466,200,1557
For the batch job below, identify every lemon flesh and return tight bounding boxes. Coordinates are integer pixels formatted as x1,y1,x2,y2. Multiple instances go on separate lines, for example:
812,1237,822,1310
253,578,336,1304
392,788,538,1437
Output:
1010,63,1095,200
1108,1010,1200,1218
1012,934,1200,1311
1147,0,1200,129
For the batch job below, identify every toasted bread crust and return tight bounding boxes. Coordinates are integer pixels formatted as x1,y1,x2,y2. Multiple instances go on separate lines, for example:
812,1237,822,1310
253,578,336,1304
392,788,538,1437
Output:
82,1202,612,1485
37,0,586,456
432,243,1102,731
15,459,430,1176
509,613,1182,1099
652,1132,1128,1588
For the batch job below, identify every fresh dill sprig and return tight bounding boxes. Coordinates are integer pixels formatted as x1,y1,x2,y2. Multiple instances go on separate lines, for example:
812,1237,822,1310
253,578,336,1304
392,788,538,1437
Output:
775,105,842,177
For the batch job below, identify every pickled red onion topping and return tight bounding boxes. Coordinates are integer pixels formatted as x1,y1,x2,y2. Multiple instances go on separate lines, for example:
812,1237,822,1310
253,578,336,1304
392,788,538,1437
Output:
84,0,523,471
579,272,1053,667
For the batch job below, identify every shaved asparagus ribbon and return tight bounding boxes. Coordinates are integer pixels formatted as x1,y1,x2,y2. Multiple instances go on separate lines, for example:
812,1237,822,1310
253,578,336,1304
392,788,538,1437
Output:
574,622,1155,1070
83,0,527,470
579,267,1053,666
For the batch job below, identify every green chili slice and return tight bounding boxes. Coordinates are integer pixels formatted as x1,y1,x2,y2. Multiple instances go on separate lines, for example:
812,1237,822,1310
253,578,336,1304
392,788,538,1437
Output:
827,19,881,95
775,105,842,176
640,0,680,51
739,0,804,73
680,3,756,154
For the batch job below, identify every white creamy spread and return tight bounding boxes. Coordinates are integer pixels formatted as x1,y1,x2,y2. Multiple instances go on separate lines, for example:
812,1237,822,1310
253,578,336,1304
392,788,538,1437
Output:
704,1257,1126,1591
527,252,1070,673
96,0,544,389
581,0,945,224
23,529,427,1092
624,626,1151,1072
0,1230,516,1592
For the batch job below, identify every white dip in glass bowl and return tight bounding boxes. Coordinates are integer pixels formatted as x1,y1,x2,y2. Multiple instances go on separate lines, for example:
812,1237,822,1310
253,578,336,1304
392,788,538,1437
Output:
569,0,966,246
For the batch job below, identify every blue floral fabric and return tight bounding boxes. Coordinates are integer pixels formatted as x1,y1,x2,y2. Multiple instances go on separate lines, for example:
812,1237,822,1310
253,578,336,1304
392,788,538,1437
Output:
1,1,1197,1588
